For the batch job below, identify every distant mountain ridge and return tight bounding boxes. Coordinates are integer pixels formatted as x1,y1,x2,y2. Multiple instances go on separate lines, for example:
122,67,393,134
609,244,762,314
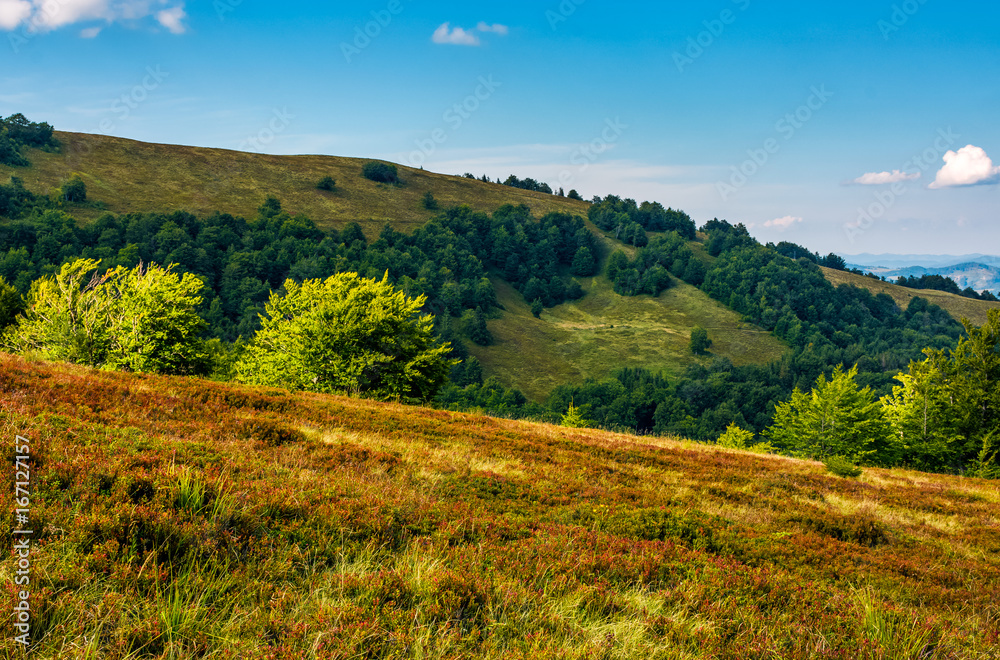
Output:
840,254,1000,294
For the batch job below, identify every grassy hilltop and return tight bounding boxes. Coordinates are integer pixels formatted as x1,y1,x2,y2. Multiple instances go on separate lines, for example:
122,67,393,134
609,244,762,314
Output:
1,353,998,658
0,132,590,234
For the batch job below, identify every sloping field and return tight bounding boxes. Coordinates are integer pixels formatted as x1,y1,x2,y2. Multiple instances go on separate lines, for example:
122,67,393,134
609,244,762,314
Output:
822,266,1000,327
472,275,787,401
1,353,997,658
0,132,590,233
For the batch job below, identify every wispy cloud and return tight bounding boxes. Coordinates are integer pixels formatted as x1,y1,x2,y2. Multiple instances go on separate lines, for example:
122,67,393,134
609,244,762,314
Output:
0,0,187,34
763,215,803,230
849,169,920,185
476,21,508,35
928,144,1000,189
432,21,509,46
432,22,480,46
156,5,185,34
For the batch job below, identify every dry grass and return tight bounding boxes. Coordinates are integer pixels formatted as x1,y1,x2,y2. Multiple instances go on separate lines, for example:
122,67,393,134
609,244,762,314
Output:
1,353,999,658
2,132,591,235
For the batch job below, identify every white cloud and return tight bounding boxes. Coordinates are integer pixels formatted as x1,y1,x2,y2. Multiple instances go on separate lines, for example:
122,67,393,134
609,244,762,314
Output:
0,0,186,34
929,144,1000,189
79,25,101,37
0,0,32,30
763,215,803,230
850,169,921,185
476,21,508,35
156,5,185,33
432,22,480,46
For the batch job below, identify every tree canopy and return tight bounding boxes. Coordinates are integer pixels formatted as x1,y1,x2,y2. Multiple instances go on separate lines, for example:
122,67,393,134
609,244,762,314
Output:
236,272,453,402
5,259,208,374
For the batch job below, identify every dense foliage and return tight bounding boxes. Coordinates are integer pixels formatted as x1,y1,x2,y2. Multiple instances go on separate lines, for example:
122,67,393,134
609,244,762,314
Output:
0,112,57,166
589,195,697,239
501,174,553,194
361,161,399,183
236,272,453,402
4,258,208,375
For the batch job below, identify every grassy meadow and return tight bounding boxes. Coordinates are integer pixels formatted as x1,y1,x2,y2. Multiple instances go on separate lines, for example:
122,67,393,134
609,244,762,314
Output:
1,353,998,659
470,276,787,402
0,132,590,235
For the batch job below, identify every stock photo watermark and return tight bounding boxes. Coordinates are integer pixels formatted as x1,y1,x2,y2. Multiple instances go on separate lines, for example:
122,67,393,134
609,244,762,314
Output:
341,0,405,63
239,108,295,153
406,76,501,168
878,0,929,40
557,118,628,190
91,66,169,135
7,0,67,53
673,0,752,73
12,434,33,648
215,0,243,21
844,127,959,243
546,0,586,30
716,85,833,201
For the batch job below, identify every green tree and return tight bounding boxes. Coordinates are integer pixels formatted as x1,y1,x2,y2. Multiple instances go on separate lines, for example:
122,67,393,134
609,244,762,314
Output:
881,355,964,471
605,250,629,281
236,272,452,401
469,307,493,346
0,276,24,330
61,175,87,203
884,310,1000,472
316,176,336,191
765,365,894,465
0,130,28,167
530,298,543,318
690,326,712,355
6,259,208,374
571,246,596,276
362,161,399,183
567,189,583,201
422,191,439,210
99,263,209,374
561,401,592,428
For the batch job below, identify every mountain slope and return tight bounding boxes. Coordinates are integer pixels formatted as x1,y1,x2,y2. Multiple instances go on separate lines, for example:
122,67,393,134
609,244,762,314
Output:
821,266,1000,326
1,353,997,658
473,275,787,401
0,131,590,232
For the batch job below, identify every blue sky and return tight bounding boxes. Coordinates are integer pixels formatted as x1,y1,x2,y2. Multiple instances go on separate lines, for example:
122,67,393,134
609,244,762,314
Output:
2,0,998,256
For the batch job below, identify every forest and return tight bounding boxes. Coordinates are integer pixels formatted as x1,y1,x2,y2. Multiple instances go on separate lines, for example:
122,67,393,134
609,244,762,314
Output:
1,119,997,477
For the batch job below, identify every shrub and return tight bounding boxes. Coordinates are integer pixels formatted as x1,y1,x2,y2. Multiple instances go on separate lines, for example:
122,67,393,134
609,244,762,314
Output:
717,423,754,449
362,161,399,184
316,175,336,191
61,175,87,203
824,455,863,478
422,191,439,210
236,272,453,401
690,326,712,355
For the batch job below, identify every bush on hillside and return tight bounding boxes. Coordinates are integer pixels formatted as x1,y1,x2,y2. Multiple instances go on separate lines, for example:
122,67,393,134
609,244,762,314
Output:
362,161,399,184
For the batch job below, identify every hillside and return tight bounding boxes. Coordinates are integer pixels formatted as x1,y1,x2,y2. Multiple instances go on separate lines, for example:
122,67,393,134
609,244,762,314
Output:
821,266,1000,326
0,131,590,233
1,353,997,658
473,275,787,401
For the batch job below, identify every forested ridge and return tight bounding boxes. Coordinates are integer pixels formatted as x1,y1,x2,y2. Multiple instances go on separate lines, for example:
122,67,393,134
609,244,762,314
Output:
1,116,998,478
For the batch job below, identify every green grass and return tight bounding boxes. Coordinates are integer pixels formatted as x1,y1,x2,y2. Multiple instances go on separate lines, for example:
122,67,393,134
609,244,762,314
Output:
469,274,788,402
1,131,591,235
